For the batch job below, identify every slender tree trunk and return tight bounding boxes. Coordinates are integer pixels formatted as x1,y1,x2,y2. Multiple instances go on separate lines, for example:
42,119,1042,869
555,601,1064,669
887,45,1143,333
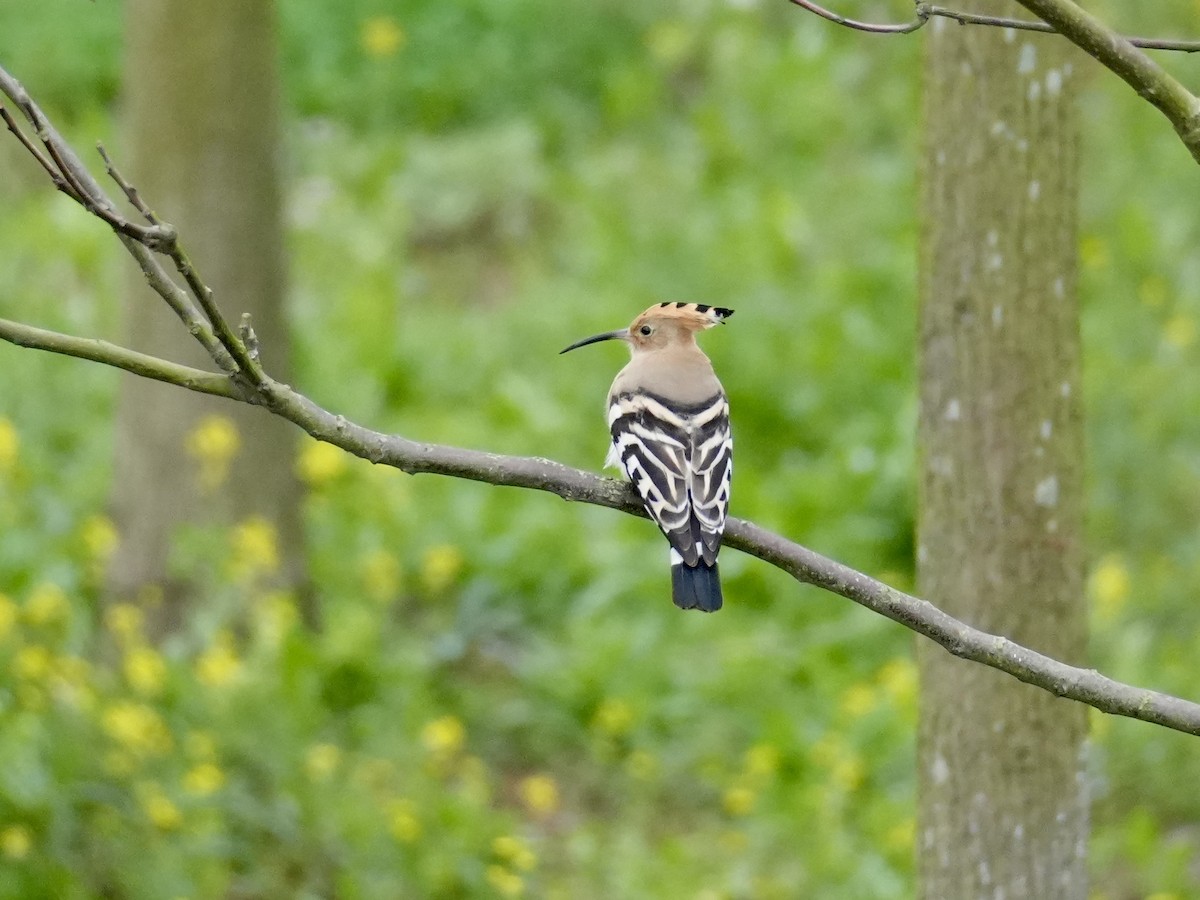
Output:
110,0,308,632
917,6,1087,898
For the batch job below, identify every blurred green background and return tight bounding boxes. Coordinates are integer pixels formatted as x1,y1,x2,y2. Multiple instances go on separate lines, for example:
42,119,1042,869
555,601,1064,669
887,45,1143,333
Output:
1,1,1200,897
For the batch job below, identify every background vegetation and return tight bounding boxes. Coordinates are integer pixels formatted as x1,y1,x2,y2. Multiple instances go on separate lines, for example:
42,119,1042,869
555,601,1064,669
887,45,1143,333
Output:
0,1,1199,896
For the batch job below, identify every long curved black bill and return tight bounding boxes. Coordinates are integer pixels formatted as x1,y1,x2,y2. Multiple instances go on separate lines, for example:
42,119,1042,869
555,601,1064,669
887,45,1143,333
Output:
559,330,627,354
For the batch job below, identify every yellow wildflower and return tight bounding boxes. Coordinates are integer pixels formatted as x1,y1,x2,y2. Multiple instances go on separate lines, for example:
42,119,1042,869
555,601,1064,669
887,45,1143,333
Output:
305,743,341,781
591,698,634,736
196,630,242,687
839,682,877,719
517,774,560,819
186,415,241,490
421,715,466,758
23,583,69,627
877,657,917,706
124,646,168,696
361,16,406,58
387,798,421,844
183,762,226,797
13,645,52,681
885,818,915,853
102,702,173,756
420,544,464,595
361,549,403,603
296,440,347,487
0,418,18,474
722,785,756,817
1164,314,1196,350
485,865,524,899
136,782,182,831
1080,235,1108,270
229,516,281,582
743,742,780,779
492,835,537,872
81,514,119,562
0,825,32,860
1090,554,1130,623
105,603,145,644
0,594,18,641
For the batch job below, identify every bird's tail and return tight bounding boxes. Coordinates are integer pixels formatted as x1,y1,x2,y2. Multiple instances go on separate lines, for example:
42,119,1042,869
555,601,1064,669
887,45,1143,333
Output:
671,561,723,612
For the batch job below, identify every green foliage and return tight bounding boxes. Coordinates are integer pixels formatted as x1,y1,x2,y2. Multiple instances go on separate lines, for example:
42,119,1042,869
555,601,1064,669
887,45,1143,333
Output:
2,0,1200,896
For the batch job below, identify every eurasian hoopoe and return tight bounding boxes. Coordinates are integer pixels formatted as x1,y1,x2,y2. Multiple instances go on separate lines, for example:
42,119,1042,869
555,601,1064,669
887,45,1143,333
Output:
561,302,734,612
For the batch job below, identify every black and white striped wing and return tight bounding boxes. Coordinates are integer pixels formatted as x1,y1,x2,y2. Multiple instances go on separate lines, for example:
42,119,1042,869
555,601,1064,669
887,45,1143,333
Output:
607,391,732,567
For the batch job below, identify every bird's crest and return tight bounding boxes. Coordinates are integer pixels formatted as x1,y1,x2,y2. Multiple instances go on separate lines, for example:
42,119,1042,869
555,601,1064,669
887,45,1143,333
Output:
636,302,734,331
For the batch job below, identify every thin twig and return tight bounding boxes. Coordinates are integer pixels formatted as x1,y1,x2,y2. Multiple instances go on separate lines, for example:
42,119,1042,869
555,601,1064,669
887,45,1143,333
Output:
0,64,258,378
786,0,1200,52
98,143,161,226
0,317,243,400
786,0,925,34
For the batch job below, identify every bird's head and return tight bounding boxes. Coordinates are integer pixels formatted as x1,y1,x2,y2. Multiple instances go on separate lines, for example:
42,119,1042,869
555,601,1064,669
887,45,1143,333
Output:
560,302,734,356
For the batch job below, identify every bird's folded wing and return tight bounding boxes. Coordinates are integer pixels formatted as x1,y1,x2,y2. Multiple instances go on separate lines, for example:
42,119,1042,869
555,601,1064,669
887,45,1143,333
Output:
608,391,731,567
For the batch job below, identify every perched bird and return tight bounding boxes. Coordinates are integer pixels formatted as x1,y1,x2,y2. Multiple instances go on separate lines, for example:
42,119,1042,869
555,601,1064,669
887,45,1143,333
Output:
561,302,734,612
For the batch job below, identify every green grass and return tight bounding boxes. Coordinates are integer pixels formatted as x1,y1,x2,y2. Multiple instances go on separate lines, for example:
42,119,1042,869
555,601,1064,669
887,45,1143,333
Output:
2,0,1200,897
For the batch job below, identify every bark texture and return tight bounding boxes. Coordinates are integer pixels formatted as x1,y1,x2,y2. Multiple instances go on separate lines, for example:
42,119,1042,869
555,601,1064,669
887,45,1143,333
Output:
110,0,306,630
917,5,1088,898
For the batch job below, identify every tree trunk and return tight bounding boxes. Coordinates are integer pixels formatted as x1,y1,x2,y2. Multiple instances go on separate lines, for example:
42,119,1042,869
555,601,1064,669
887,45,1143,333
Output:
917,6,1087,898
110,0,308,632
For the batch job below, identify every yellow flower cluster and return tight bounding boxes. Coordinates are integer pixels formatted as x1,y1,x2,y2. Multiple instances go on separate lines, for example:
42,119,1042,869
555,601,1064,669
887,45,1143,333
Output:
186,415,241,491
721,741,782,817
0,824,32,860
305,743,342,781
196,630,242,688
229,516,281,584
1090,554,1130,623
387,798,421,844
591,697,634,737
81,514,119,565
420,545,465,596
136,781,182,831
296,440,347,488
517,774,559,820
23,583,70,628
360,16,406,58
0,417,18,474
421,715,466,758
102,701,173,758
485,834,540,896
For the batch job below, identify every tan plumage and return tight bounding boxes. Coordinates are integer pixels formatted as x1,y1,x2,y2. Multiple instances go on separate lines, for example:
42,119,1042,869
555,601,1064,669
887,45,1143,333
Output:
561,302,734,612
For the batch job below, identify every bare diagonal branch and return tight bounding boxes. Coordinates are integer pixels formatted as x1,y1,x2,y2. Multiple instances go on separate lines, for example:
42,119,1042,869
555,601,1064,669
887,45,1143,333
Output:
3,57,1200,738
1011,0,1200,163
786,0,1200,52
787,0,1200,164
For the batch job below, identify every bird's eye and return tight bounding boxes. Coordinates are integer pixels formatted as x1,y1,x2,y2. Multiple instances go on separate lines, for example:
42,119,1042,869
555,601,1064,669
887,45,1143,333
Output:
639,325,653,336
